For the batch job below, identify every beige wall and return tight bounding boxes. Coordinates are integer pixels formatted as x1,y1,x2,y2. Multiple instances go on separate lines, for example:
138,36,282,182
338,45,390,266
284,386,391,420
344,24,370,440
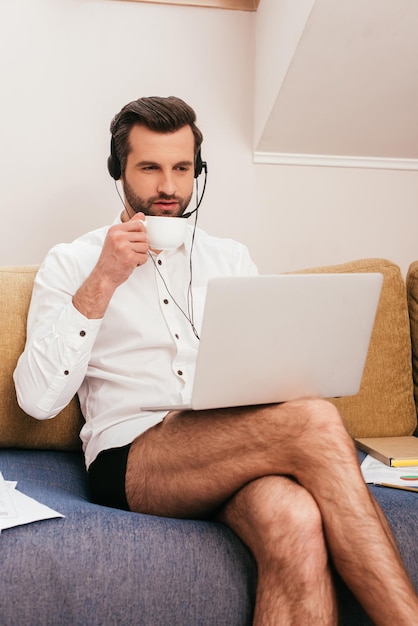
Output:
0,0,417,275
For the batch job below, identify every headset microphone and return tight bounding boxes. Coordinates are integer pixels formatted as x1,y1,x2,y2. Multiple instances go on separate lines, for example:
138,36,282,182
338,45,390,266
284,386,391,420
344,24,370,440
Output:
182,160,208,219
108,134,208,218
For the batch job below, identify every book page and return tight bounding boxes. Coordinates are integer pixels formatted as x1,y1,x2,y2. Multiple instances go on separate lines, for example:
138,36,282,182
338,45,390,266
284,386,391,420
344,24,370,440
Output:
361,455,418,488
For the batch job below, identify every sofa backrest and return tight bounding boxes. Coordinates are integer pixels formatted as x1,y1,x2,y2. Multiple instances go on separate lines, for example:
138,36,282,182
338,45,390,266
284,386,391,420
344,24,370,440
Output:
0,259,417,452
0,266,83,451
299,258,417,437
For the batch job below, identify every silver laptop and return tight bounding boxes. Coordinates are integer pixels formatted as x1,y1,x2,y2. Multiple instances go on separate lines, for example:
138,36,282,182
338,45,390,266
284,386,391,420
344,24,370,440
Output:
142,273,383,412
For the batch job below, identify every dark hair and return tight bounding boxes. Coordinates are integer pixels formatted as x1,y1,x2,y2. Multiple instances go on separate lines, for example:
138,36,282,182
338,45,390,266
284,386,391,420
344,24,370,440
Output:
110,96,203,177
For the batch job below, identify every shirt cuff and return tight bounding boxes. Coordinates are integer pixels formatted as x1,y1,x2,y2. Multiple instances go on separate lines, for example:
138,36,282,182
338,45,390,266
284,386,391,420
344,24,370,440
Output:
54,301,103,352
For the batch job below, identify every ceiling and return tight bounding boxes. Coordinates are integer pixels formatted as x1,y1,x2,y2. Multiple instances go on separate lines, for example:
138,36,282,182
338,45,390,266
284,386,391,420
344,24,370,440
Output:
255,0,418,168
114,0,418,167
117,0,259,10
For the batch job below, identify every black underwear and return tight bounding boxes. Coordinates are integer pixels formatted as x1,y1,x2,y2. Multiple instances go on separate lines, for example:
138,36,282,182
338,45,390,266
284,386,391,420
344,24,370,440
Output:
88,444,132,511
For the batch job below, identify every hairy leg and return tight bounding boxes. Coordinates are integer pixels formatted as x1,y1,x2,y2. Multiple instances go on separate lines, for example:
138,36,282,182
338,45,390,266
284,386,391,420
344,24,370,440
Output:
216,475,337,626
125,399,418,624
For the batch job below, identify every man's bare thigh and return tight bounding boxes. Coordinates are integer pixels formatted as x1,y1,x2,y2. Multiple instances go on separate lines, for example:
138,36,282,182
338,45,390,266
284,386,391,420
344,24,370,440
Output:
126,406,266,518
124,399,345,518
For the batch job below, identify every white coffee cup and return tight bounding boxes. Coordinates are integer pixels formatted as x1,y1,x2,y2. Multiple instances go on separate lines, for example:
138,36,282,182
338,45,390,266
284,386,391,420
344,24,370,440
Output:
145,215,188,250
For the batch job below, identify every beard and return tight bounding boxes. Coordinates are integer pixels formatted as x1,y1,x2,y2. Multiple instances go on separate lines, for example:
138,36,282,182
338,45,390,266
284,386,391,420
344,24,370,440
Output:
123,178,193,217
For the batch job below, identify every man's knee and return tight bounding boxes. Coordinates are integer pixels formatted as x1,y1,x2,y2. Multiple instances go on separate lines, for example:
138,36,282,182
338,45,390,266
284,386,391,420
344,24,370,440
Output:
260,480,323,547
284,397,343,429
226,476,325,560
269,398,352,452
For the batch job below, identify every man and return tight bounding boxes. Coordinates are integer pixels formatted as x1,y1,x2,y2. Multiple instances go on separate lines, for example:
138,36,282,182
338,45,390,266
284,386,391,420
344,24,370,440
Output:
14,96,418,624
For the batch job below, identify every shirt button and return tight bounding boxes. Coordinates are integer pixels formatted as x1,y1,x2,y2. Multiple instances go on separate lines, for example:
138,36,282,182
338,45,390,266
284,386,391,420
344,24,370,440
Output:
177,370,183,376
175,333,180,339
64,370,69,376
157,259,162,265
80,330,86,337
163,299,169,305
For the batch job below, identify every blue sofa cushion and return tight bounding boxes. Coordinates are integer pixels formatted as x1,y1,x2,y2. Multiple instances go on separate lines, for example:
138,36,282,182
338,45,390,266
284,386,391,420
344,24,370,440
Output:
0,449,256,626
1,449,417,626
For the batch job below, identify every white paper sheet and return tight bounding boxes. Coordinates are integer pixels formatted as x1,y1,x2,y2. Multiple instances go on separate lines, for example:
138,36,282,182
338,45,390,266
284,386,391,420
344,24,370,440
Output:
360,455,418,490
0,472,64,532
0,473,18,521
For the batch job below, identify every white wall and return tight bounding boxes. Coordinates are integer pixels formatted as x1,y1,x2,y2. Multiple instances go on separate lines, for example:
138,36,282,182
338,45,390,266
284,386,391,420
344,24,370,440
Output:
1,0,418,276
253,164,418,274
0,0,255,264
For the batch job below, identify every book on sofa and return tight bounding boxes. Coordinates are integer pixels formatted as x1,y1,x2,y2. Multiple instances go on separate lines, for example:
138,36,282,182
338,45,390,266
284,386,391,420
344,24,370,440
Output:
355,436,418,467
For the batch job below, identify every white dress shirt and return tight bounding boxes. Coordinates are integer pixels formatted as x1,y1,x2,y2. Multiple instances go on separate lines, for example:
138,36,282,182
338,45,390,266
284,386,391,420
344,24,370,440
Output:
14,216,258,468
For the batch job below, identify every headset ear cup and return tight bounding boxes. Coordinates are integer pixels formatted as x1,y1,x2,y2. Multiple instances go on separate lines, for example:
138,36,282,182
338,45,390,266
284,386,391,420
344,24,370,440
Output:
194,149,203,179
108,136,121,180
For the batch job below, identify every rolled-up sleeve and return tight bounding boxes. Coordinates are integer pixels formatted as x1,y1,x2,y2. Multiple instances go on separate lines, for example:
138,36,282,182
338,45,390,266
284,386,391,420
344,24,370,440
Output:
13,245,102,420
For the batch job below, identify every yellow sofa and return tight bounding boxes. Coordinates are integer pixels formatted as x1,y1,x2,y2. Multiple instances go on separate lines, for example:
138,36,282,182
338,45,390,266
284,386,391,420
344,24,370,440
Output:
1,258,417,626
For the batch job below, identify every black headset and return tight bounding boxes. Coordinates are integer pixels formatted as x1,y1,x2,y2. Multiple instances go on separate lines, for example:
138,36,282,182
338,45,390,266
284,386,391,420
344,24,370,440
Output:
107,135,205,181
107,117,207,339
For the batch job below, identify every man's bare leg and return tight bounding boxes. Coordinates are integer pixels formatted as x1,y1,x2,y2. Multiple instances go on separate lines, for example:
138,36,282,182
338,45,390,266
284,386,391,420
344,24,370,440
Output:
125,399,418,625
216,475,337,625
